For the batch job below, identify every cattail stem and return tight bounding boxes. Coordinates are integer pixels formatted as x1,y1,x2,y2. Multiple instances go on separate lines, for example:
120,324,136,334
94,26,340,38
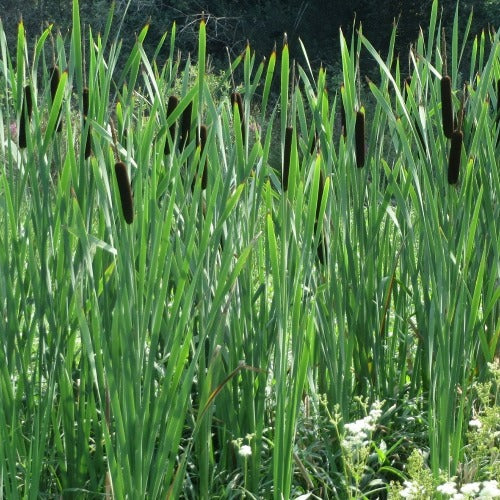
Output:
441,75,454,138
19,85,33,149
282,126,293,191
50,66,62,132
448,130,462,185
114,161,134,224
164,95,179,155
355,110,365,168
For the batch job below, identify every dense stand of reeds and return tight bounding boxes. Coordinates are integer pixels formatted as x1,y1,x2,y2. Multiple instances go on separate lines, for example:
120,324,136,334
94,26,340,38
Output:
0,1,498,498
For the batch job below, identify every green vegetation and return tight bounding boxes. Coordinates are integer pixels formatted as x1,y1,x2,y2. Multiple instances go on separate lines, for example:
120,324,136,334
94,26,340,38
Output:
0,0,498,498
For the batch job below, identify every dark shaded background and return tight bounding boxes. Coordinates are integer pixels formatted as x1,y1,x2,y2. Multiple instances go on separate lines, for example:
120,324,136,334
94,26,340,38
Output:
0,0,498,74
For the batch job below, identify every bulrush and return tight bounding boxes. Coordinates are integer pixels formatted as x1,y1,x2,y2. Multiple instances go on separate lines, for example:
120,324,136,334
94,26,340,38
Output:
180,101,193,149
403,76,412,100
50,65,62,132
82,87,91,158
447,130,462,185
355,109,365,168
164,95,179,155
114,161,134,224
310,131,319,155
497,78,500,145
497,78,500,130
441,75,454,138
197,124,208,189
19,85,33,149
231,91,245,142
315,171,326,264
282,126,293,191
340,85,347,138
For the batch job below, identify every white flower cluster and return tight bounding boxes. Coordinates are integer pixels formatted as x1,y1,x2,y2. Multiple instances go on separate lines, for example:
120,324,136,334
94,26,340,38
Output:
341,401,383,451
399,480,426,498
400,479,500,499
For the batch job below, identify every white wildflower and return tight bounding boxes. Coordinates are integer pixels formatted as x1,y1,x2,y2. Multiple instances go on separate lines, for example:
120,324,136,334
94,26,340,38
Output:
437,481,458,495
239,445,252,458
451,494,464,500
400,480,424,499
469,418,482,429
460,482,481,495
479,480,500,498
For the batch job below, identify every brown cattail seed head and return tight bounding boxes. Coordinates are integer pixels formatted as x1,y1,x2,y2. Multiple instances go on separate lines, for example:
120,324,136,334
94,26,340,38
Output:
114,161,134,224
441,75,454,138
231,91,245,142
82,87,89,117
283,126,293,191
315,170,325,223
19,85,33,149
198,124,208,189
447,130,462,185
310,131,319,155
164,95,179,155
340,85,346,138
355,110,365,168
180,101,193,148
82,87,91,158
50,66,62,132
496,78,500,126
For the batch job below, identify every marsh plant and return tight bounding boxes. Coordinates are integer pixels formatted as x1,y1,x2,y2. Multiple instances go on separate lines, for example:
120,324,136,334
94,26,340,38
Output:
0,0,498,498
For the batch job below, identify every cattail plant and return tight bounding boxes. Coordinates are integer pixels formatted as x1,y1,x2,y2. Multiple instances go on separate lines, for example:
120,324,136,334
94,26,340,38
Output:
355,109,365,168
82,87,91,158
114,161,134,224
441,75,454,138
282,126,293,191
447,130,462,185
231,91,245,143
164,95,179,155
50,65,62,132
180,101,193,149
19,85,33,149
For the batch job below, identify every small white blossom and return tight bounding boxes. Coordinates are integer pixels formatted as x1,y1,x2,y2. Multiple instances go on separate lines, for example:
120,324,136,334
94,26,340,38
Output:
239,445,252,458
469,418,482,429
460,482,481,495
400,480,424,499
437,482,458,495
451,494,464,500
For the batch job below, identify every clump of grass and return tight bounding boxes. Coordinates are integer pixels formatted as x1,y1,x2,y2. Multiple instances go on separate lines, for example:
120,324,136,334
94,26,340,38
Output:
355,109,365,168
164,94,179,155
114,161,134,224
50,65,62,132
282,126,293,191
447,130,462,184
441,75,454,138
19,84,33,148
